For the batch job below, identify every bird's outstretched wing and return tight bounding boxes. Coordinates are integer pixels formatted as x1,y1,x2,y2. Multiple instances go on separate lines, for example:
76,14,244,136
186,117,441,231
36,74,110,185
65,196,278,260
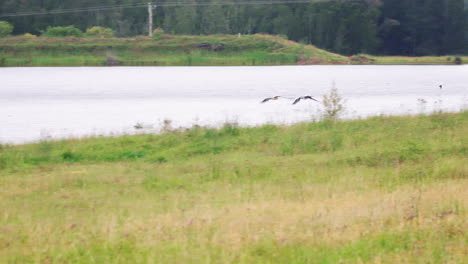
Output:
304,96,319,102
292,97,302,105
261,96,286,103
293,96,319,105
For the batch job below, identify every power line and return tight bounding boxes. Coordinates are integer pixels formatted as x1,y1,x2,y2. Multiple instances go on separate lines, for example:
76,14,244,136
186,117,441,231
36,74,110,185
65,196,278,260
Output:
0,0,341,18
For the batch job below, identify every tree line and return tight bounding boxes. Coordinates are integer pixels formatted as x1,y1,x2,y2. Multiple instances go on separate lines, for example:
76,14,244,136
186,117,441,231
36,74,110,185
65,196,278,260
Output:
1,0,467,56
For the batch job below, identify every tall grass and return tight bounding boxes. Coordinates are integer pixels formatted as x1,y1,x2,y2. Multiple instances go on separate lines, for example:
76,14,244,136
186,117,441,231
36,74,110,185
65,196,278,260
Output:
0,112,466,263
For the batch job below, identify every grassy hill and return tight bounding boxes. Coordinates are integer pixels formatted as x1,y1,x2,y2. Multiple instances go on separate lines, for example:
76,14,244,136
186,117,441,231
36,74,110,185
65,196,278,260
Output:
0,112,467,263
1,34,466,67
0,34,348,67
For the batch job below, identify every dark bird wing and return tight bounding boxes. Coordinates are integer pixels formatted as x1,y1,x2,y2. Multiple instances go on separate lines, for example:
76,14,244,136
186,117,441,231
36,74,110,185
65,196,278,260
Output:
292,97,302,105
261,97,272,103
305,96,319,102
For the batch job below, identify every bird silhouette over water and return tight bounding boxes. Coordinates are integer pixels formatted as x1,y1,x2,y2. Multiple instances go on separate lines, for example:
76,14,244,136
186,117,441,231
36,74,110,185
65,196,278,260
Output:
261,96,288,103
292,96,319,105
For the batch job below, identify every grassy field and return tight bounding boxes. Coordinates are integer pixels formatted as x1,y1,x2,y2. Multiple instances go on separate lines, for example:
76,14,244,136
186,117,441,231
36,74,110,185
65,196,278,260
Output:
0,112,467,263
1,34,466,67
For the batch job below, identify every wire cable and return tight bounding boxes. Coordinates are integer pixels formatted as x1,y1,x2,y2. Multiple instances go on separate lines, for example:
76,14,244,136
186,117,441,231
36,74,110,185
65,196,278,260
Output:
0,0,342,18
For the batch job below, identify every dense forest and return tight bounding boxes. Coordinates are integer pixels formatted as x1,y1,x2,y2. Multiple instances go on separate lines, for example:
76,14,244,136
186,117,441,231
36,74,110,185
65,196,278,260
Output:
0,0,467,56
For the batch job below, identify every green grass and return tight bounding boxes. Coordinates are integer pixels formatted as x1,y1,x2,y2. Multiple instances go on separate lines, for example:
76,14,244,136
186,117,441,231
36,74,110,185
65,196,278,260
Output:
0,112,467,263
363,54,468,65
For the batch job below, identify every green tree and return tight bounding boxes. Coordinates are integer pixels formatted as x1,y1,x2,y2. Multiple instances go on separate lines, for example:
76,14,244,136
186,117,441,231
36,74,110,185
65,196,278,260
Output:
199,4,230,34
442,0,466,54
0,21,13,37
172,6,198,34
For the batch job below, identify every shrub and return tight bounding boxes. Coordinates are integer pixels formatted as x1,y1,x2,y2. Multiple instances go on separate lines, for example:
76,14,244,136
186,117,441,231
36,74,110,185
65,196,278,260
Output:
42,26,83,37
453,57,462,65
61,151,80,162
322,82,345,121
85,26,115,38
0,21,13,37
23,33,37,38
152,27,165,40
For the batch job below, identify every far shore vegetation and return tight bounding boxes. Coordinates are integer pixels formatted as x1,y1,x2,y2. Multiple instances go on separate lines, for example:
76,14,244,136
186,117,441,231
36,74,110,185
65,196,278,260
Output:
0,31,466,67
0,111,467,263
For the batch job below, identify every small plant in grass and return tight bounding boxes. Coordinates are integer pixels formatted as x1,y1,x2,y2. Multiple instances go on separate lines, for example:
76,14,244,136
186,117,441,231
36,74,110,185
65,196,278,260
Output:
156,156,168,163
417,98,427,114
162,119,173,133
0,21,13,37
322,82,345,121
61,151,80,162
221,121,240,136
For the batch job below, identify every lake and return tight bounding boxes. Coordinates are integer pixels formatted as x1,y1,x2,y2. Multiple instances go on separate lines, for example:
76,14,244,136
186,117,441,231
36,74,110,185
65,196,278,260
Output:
1,65,467,144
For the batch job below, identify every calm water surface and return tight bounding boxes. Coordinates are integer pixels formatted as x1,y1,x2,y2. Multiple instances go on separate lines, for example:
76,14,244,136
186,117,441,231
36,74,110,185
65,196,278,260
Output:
1,65,467,144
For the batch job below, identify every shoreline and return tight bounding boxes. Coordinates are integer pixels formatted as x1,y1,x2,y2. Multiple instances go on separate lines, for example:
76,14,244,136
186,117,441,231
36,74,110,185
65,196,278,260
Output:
2,110,466,147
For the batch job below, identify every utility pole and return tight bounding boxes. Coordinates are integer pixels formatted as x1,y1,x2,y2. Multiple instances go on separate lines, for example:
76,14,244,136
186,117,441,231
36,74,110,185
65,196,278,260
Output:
148,2,154,37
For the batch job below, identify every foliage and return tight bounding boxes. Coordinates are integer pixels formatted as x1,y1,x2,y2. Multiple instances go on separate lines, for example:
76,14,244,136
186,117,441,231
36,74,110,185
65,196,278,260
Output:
379,0,466,55
23,33,37,38
42,25,83,37
0,21,13,37
85,26,115,38
322,84,345,121
0,0,466,55
152,27,165,40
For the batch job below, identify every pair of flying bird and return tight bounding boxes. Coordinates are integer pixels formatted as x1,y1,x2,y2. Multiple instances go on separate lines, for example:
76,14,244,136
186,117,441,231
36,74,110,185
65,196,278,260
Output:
261,95,319,105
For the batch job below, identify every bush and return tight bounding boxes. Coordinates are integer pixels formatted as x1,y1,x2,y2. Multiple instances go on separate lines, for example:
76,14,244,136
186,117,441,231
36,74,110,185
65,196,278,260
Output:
453,56,462,65
42,26,83,37
152,28,165,40
85,26,115,38
23,33,37,38
0,21,13,37
322,83,345,121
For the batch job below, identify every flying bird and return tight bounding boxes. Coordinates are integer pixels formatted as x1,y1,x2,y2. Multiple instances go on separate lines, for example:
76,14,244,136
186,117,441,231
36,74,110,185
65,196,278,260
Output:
261,96,285,103
292,96,319,105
